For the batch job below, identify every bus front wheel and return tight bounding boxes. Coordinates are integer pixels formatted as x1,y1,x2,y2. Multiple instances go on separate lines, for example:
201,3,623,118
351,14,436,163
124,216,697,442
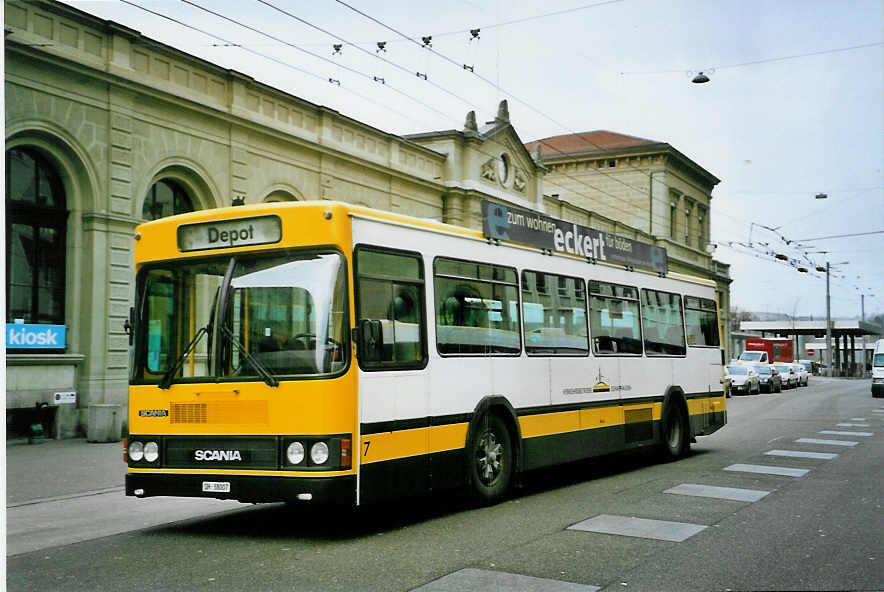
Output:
468,414,513,504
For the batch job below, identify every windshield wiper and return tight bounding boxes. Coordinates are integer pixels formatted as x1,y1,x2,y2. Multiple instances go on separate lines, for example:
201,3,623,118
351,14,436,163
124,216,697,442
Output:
158,325,210,390
218,323,279,387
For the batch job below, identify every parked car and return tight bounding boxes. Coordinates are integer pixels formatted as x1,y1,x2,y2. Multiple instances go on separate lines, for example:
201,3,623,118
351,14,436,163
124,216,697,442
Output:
773,363,798,388
726,364,760,395
756,364,782,393
738,350,769,364
791,362,809,386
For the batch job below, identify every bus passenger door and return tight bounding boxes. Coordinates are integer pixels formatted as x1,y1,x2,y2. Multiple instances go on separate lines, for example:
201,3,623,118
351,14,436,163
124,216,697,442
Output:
352,245,432,504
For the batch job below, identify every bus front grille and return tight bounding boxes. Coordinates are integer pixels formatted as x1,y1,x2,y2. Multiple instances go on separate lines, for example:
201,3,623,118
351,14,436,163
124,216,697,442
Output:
170,401,269,425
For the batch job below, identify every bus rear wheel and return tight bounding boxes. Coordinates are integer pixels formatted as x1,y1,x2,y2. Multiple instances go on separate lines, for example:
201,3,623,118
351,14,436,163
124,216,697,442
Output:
660,403,689,460
468,414,513,504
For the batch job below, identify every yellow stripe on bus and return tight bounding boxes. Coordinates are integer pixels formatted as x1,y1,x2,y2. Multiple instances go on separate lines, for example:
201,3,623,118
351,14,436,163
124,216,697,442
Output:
687,395,726,416
360,423,469,465
359,396,723,465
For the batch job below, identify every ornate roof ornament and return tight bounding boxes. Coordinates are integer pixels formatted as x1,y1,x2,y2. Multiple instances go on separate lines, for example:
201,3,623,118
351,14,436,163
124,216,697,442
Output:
495,99,510,124
463,110,478,133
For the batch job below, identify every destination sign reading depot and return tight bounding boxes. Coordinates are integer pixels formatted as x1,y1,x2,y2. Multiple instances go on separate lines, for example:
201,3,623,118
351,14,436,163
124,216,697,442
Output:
177,215,282,252
481,200,668,274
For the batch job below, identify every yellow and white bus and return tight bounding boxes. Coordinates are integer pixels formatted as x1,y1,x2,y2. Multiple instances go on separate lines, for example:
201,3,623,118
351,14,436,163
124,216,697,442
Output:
125,200,726,506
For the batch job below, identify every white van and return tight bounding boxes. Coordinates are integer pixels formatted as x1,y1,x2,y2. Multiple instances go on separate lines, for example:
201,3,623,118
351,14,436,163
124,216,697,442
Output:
873,339,884,398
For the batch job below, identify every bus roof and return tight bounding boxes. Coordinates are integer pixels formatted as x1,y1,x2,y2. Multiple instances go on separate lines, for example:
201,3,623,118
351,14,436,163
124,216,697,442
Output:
133,201,717,289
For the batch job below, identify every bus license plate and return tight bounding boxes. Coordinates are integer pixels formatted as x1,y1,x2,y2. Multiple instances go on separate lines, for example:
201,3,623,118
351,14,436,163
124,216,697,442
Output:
202,481,231,493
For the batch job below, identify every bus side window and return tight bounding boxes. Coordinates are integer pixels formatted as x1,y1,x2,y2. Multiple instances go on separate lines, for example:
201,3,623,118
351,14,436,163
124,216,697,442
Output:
433,257,520,356
354,246,427,370
684,296,720,347
588,280,642,356
521,270,588,356
641,288,686,356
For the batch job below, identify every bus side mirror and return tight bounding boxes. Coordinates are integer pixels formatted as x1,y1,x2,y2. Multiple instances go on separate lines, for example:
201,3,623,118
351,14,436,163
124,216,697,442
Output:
124,306,135,346
353,319,383,362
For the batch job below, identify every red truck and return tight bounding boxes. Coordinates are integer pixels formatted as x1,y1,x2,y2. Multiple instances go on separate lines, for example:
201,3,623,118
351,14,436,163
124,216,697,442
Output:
741,337,794,364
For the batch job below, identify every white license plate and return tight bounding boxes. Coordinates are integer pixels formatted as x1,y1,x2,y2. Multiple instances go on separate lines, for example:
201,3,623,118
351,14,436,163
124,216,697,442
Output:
202,481,231,493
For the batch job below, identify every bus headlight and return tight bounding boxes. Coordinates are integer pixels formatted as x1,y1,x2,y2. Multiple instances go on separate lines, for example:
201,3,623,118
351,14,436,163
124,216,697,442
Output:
310,441,329,465
128,440,144,462
144,441,160,463
286,441,305,465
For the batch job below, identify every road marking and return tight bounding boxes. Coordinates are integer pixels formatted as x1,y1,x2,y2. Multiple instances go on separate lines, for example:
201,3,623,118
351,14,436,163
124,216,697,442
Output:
568,514,707,542
413,568,601,592
664,483,771,502
765,449,838,460
819,430,873,437
837,423,870,427
796,438,859,447
723,464,809,477
849,418,867,421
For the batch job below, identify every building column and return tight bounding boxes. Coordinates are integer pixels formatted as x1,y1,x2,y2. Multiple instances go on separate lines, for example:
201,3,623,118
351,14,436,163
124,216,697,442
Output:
834,335,841,376
442,189,468,228
850,334,856,376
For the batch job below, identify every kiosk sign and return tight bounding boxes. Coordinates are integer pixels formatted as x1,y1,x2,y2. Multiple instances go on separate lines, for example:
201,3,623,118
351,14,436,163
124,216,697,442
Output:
481,200,667,274
5,323,66,349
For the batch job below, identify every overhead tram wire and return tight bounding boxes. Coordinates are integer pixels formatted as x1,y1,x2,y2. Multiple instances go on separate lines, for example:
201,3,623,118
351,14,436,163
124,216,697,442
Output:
124,0,664,229
429,0,625,39
251,0,624,49
184,0,674,230
106,4,874,293
251,0,482,112
252,0,676,227
620,41,884,76
331,0,884,263
331,0,707,218
120,0,425,125
177,0,454,122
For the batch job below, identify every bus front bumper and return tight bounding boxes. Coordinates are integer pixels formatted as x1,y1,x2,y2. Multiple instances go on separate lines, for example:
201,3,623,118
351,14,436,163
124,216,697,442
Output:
126,472,356,505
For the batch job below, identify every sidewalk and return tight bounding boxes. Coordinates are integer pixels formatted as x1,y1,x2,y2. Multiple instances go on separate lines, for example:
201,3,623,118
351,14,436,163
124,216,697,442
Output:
5,437,247,557
6,437,126,506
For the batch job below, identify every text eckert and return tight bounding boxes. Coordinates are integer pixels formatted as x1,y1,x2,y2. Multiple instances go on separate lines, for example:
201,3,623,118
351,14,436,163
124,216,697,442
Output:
553,224,606,259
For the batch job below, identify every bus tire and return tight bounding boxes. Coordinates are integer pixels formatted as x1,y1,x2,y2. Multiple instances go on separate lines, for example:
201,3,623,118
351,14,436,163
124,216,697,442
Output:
467,414,513,505
660,403,689,461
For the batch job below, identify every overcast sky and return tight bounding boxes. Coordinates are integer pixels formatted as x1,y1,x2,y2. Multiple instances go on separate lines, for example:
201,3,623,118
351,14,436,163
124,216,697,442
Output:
70,0,884,320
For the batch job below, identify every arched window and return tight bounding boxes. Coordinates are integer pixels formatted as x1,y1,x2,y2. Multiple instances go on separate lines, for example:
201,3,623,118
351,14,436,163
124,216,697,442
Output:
263,189,298,203
6,147,68,326
142,179,194,220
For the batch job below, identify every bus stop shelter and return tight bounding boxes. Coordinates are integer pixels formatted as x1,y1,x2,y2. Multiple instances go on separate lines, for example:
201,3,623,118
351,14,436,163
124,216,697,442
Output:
739,320,884,377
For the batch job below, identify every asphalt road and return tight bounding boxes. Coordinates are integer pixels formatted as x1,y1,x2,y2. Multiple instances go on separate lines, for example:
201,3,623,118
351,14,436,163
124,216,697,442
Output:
7,378,883,591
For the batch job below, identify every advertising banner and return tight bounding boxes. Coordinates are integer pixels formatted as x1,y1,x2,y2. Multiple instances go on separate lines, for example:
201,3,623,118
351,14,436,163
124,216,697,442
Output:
481,200,668,274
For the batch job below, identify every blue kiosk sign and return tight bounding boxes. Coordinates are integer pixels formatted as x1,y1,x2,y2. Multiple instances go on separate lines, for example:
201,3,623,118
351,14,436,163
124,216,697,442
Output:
5,324,67,350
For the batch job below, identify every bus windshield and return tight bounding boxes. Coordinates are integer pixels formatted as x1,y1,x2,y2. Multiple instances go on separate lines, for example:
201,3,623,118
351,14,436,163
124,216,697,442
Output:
132,250,348,385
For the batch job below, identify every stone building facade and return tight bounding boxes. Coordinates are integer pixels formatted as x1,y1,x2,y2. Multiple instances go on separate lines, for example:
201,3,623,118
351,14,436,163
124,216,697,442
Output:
4,0,730,438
